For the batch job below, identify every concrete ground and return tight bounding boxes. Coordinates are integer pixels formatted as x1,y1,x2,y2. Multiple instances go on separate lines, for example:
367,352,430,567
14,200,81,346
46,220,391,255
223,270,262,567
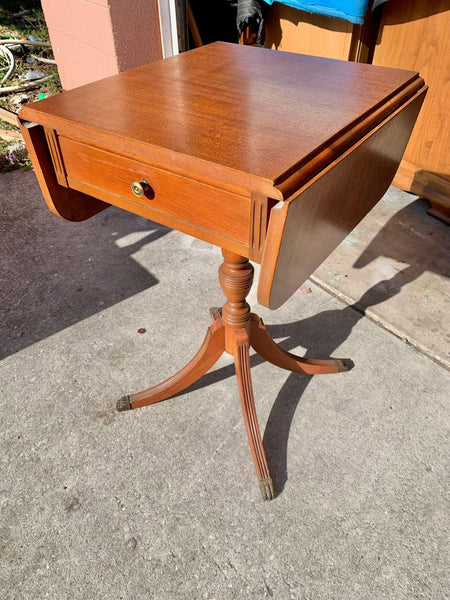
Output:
1,170,449,599
312,187,450,369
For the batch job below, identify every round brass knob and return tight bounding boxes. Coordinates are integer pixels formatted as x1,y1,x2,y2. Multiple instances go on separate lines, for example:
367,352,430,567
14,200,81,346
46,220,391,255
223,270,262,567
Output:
131,179,152,198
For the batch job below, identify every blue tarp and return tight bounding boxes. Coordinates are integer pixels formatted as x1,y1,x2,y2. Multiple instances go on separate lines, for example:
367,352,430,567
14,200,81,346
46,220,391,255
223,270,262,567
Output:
261,0,370,24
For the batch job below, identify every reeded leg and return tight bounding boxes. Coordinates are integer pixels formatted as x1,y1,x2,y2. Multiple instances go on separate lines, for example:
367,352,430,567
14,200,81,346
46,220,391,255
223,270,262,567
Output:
234,328,274,500
116,249,352,501
117,313,225,411
249,314,348,375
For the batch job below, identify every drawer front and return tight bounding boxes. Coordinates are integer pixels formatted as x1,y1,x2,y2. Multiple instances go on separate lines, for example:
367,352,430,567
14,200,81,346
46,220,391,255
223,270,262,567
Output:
58,136,251,245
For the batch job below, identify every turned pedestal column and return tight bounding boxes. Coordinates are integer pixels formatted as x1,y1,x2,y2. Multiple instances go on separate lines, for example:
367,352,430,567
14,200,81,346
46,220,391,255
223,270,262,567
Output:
117,250,348,500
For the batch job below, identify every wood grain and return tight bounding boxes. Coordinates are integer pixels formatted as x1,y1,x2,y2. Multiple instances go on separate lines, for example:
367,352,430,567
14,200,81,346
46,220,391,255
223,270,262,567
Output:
265,3,354,60
58,136,251,246
234,327,274,501
20,42,420,200
0,106,19,126
373,1,449,179
393,160,450,225
258,88,426,309
372,0,449,219
219,251,254,354
20,43,426,302
19,121,108,222
44,127,68,187
249,314,345,375
273,78,425,199
249,193,274,262
0,129,23,142
126,323,225,410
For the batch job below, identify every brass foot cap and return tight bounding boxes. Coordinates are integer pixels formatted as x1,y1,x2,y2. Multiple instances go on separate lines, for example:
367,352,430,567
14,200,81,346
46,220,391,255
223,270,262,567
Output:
336,359,354,372
116,395,131,412
259,478,274,501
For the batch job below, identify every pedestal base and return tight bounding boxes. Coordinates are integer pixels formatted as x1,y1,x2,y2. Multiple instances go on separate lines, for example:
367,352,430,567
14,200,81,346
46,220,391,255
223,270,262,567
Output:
117,251,350,500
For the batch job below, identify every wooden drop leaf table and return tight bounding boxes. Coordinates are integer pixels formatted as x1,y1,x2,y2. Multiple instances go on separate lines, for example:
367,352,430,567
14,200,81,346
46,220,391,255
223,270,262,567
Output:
20,43,426,500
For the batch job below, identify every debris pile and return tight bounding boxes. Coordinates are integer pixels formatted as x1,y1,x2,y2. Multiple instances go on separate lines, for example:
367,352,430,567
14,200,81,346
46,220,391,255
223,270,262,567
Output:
0,7,61,172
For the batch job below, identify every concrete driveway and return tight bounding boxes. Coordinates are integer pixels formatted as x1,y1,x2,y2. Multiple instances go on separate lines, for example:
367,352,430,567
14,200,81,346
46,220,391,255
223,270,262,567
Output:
1,170,448,599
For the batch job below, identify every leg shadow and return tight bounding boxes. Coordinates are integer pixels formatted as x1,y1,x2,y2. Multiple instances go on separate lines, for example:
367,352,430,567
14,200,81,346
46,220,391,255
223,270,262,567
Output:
263,266,420,496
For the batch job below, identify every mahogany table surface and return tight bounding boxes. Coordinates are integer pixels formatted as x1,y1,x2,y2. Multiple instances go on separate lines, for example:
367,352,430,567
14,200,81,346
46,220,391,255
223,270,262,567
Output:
21,42,420,200
20,42,425,309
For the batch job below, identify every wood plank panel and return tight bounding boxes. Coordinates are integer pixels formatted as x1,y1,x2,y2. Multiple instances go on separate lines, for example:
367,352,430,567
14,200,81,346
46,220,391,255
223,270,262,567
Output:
373,1,449,175
372,0,450,214
265,3,354,60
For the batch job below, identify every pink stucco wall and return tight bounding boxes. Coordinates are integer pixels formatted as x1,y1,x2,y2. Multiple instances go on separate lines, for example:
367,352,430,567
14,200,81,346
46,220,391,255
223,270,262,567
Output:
41,0,163,90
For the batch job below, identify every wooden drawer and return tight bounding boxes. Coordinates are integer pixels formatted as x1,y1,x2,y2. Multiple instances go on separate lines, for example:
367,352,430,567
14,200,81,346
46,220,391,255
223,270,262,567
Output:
57,136,251,246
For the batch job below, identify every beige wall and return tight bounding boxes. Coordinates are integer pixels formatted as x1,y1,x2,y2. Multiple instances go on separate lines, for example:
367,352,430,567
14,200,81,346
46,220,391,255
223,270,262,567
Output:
42,0,163,90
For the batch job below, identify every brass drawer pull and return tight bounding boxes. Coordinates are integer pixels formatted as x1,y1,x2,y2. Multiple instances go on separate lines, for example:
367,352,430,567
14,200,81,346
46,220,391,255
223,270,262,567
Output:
131,179,153,198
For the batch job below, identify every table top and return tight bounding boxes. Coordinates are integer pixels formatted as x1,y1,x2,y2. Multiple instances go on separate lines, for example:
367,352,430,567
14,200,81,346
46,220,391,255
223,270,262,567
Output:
21,42,420,200
20,42,425,309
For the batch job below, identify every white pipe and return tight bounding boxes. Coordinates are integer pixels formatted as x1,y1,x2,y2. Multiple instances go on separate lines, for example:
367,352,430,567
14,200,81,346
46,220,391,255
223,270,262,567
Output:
0,45,15,84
